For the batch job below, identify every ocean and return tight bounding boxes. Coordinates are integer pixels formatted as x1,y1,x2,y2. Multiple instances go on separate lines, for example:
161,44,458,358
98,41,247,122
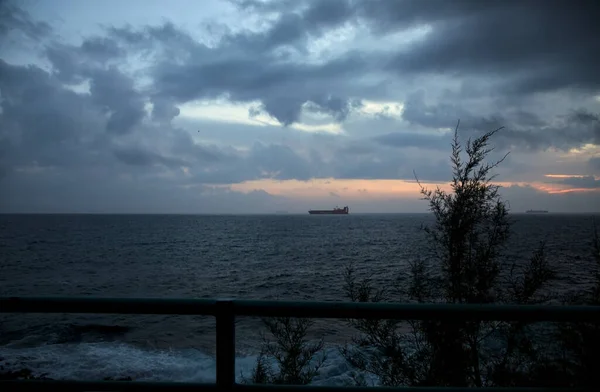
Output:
0,213,598,384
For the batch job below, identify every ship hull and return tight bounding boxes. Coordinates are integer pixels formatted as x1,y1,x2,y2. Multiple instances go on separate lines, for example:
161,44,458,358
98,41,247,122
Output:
308,210,348,214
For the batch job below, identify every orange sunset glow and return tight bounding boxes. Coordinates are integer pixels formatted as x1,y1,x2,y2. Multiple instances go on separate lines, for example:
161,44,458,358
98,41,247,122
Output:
223,176,600,200
227,179,538,199
228,178,436,199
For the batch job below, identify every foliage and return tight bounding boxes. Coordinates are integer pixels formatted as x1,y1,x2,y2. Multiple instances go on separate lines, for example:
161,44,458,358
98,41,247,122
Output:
341,263,430,386
342,121,556,387
244,317,326,385
249,121,597,388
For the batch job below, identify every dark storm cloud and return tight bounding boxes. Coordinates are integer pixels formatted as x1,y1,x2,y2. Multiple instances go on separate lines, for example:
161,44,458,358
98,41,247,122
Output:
45,39,146,135
401,91,471,130
3,0,600,213
374,131,448,150
80,37,124,62
305,96,362,121
571,110,600,125
223,0,600,132
0,60,107,170
151,98,180,123
87,0,600,145
259,96,307,126
227,12,310,54
230,0,308,14
112,146,187,168
0,51,318,185
0,57,195,180
149,47,368,125
489,109,600,152
233,0,600,95
45,37,125,83
166,142,314,185
337,142,376,155
0,51,451,187
400,93,600,152
589,158,600,172
562,110,600,146
2,167,286,214
108,22,202,65
88,68,146,135
0,0,51,42
249,143,312,180
46,46,85,84
229,0,355,47
0,64,313,186
546,176,600,189
487,120,597,153
100,0,369,125
374,0,600,94
333,147,450,182
167,130,225,164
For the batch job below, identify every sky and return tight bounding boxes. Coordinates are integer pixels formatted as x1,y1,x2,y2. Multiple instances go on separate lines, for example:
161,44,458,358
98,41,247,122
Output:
0,0,599,214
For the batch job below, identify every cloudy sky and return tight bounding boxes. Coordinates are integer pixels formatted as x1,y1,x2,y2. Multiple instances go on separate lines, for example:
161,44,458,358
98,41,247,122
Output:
1,0,599,213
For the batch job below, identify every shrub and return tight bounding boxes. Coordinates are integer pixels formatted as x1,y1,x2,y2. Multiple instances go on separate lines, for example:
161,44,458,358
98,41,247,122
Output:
244,317,326,385
342,122,555,387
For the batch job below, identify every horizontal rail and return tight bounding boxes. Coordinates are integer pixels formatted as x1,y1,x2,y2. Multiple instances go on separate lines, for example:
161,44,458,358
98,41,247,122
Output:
0,380,217,391
247,386,589,392
2,296,600,322
231,300,600,322
0,296,218,315
0,380,590,392
2,296,598,391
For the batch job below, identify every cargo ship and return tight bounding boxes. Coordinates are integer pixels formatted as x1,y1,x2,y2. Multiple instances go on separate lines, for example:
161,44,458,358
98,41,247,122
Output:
526,210,549,214
308,206,349,215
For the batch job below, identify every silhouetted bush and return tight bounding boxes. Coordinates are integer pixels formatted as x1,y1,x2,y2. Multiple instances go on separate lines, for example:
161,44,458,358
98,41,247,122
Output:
251,122,598,388
342,122,556,387
244,317,326,385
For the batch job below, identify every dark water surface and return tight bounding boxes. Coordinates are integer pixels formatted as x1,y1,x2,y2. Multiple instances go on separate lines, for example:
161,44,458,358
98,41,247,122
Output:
1,213,597,383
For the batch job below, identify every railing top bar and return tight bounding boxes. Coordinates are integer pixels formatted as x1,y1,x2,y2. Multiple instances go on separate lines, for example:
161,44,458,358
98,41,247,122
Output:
232,300,600,322
0,380,590,392
0,296,218,316
1,296,599,322
241,384,590,392
0,380,217,391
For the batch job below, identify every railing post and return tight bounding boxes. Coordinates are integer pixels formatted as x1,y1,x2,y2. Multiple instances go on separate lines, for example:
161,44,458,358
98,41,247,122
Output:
216,300,235,391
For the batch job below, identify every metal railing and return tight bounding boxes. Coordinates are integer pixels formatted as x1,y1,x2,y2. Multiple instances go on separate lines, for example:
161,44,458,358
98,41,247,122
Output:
1,296,598,392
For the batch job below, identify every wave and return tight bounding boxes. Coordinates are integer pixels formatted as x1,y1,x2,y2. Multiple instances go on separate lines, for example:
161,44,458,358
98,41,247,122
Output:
0,323,133,347
0,342,361,386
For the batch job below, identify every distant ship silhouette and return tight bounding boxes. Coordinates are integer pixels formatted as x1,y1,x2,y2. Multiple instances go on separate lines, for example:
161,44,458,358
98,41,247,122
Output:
308,206,349,215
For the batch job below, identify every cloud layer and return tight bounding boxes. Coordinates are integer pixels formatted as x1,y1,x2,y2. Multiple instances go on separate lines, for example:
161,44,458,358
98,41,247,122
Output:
1,0,599,212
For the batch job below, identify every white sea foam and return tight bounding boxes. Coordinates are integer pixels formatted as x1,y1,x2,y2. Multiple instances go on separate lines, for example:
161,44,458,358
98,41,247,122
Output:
0,342,366,386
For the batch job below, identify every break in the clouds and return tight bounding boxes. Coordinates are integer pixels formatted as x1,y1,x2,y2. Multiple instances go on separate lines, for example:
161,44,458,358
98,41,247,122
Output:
1,0,599,213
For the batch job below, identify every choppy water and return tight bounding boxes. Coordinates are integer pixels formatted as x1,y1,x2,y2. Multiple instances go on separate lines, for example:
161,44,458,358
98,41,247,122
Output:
0,213,598,383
